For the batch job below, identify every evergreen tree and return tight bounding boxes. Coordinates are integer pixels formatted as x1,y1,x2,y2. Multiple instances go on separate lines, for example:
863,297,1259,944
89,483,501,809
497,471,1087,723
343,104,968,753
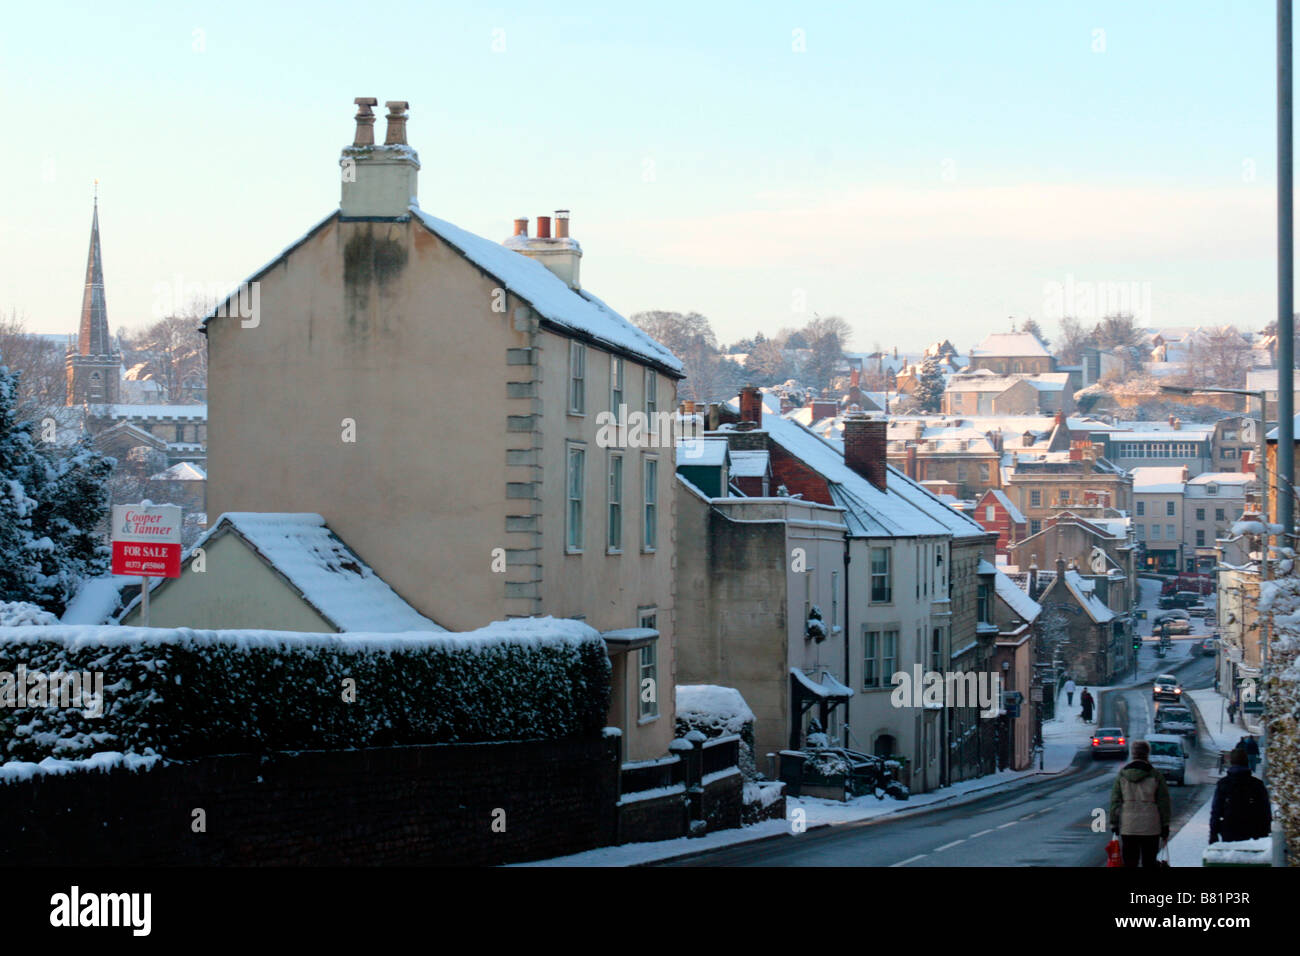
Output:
0,358,113,614
913,356,946,412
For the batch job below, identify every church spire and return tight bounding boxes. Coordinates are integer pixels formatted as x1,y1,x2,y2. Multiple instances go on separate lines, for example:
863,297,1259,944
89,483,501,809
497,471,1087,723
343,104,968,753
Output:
77,183,114,356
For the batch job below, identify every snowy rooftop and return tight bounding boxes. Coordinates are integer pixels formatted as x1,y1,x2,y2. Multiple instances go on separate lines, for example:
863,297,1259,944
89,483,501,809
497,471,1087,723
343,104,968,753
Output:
1131,466,1188,493
1186,472,1256,486
969,332,1052,358
985,489,1027,525
728,449,770,478
1061,570,1116,623
149,462,207,481
409,207,682,374
91,403,207,420
676,436,729,467
132,513,443,633
729,393,988,539
994,569,1040,623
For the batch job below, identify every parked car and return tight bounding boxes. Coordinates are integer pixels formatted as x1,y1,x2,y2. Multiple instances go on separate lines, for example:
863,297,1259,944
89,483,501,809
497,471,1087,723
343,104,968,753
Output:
1146,734,1189,785
1154,703,1198,745
1163,618,1192,635
1153,609,1189,623
1200,637,1218,656
1153,674,1183,701
1091,727,1127,759
1187,604,1213,618
1159,591,1202,610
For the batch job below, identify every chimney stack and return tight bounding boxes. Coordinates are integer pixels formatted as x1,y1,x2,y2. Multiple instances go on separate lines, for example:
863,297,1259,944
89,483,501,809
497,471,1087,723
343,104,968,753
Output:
739,385,764,427
341,97,420,218
502,208,582,290
844,412,889,492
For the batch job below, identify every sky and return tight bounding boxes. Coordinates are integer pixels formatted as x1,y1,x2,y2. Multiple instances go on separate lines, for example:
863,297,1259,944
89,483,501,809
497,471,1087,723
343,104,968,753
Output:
0,0,1286,354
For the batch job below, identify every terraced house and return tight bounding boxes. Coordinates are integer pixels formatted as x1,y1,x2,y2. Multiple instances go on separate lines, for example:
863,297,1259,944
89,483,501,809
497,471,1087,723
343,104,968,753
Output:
205,100,684,760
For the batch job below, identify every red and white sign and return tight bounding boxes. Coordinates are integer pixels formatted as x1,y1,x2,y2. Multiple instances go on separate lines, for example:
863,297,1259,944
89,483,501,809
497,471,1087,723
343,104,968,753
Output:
111,504,183,578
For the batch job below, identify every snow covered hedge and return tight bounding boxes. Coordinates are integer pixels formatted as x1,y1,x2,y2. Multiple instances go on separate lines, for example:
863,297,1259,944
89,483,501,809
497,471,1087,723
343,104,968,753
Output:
675,684,756,778
1260,574,1300,865
0,618,611,764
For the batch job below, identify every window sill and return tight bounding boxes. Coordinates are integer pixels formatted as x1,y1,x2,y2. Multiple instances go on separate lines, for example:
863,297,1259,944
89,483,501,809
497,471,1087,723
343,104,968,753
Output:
638,713,659,725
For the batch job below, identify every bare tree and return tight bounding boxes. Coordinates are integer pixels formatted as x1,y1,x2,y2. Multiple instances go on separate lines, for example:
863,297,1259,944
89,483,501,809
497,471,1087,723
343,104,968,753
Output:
121,312,208,403
0,308,67,420
1183,326,1252,389
1055,315,1093,366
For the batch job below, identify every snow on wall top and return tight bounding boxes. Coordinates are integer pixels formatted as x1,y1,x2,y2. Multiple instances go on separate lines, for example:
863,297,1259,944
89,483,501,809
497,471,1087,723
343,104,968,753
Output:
728,450,770,478
408,207,683,374
130,513,444,633
1131,466,1188,493
92,403,207,420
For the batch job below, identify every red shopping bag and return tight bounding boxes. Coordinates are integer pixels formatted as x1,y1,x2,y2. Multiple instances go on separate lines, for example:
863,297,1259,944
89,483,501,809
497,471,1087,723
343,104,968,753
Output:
1106,837,1124,867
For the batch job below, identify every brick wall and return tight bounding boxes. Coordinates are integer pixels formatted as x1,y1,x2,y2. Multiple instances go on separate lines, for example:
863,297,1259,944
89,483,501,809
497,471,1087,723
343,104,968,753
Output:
0,737,620,866
843,417,887,491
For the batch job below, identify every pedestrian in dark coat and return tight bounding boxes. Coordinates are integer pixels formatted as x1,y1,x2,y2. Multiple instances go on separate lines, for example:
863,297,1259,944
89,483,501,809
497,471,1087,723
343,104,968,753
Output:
1110,740,1172,868
1210,749,1271,844
1080,688,1094,723
1227,699,1238,724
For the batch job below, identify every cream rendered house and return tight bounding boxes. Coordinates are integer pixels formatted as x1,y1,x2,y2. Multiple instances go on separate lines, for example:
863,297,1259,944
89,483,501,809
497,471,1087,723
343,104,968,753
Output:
204,100,684,760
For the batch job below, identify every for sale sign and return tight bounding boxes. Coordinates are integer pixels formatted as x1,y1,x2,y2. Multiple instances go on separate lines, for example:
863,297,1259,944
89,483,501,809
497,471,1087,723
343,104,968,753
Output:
111,504,183,577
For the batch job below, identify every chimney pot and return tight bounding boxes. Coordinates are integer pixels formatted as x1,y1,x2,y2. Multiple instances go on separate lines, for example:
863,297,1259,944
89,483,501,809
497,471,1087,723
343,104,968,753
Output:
537,216,552,239
513,218,529,237
384,100,410,145
352,97,378,147
555,210,570,238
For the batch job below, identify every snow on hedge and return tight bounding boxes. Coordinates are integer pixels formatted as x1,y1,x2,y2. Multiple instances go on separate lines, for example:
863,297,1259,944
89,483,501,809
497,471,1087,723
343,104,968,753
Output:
0,617,610,766
675,684,755,736
1259,574,1300,863
0,601,58,626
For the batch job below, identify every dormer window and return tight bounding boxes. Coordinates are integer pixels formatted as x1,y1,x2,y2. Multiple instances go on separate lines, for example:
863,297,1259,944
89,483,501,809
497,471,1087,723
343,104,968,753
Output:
1207,484,1219,496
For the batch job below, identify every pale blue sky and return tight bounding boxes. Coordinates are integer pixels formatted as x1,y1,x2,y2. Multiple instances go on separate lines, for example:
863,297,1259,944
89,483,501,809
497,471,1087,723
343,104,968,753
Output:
0,0,1284,352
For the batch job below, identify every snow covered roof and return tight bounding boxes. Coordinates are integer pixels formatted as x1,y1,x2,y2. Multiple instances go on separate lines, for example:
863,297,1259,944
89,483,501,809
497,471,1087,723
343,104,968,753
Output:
676,436,729,467
149,462,207,481
409,207,682,375
133,513,443,632
1061,570,1116,623
994,569,1040,623
790,667,854,699
1131,466,1188,494
946,374,1031,393
728,449,770,478
986,489,1027,524
731,394,987,539
91,403,207,420
1109,429,1212,442
1266,413,1300,440
970,332,1052,358
1186,472,1256,486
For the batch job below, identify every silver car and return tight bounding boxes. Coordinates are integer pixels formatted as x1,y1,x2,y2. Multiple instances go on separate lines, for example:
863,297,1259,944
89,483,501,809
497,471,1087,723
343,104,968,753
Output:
1146,734,1188,785
1091,727,1127,759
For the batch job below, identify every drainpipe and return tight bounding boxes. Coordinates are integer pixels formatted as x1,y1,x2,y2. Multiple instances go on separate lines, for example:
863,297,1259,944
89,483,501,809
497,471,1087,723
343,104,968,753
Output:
843,538,852,748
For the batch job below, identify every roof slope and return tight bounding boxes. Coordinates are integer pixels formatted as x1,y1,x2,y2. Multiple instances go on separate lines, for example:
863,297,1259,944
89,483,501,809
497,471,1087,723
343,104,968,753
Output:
987,489,1027,524
133,513,443,632
409,207,682,374
971,332,1051,358
993,568,1041,623
726,393,986,539
1061,570,1116,623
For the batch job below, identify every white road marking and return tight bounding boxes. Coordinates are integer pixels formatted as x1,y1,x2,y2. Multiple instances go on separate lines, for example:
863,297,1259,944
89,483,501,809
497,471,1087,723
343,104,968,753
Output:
970,828,994,838
997,821,1018,829
935,839,966,852
891,854,928,867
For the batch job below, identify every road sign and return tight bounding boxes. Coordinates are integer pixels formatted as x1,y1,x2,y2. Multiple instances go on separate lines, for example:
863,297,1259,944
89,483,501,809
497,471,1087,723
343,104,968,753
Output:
111,504,182,578
1030,687,1043,702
